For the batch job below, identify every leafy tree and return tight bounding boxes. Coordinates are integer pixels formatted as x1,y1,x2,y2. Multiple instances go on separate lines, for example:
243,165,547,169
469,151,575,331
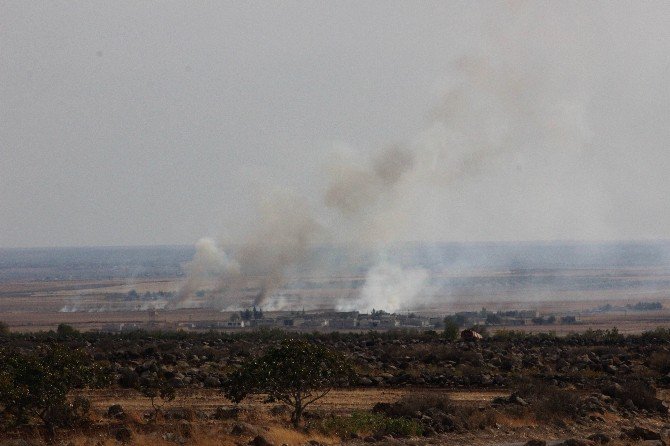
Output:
138,368,176,418
0,321,9,336
0,345,109,435
224,338,354,427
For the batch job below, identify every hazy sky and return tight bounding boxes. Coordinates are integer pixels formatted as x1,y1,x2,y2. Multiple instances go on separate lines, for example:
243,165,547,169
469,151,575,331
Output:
2,1,670,248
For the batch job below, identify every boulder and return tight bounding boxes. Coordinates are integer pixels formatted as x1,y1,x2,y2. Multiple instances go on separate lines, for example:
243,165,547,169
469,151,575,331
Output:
622,426,662,441
249,436,274,446
587,433,610,444
112,425,133,443
107,404,125,419
203,375,221,388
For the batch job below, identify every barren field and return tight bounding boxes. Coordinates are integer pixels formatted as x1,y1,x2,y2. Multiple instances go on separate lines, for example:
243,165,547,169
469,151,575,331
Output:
2,270,670,334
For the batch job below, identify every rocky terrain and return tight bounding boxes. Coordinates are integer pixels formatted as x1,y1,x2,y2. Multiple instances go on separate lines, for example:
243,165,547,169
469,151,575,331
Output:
2,328,670,445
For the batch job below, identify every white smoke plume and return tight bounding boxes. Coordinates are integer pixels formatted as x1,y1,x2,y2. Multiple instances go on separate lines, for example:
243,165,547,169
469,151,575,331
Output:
174,193,321,309
171,237,239,308
337,261,429,313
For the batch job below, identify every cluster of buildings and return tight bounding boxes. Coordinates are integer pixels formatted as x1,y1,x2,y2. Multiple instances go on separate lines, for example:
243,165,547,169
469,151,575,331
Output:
99,311,447,333
97,307,580,333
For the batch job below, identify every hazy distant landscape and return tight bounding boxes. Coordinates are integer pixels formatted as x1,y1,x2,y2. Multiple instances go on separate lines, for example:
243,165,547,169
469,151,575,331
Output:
4,1,670,444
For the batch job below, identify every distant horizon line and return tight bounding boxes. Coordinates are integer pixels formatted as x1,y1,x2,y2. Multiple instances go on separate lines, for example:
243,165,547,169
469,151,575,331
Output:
3,239,670,251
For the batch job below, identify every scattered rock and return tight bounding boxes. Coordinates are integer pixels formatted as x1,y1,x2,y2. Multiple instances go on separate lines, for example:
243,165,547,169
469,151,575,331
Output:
587,433,610,444
111,425,133,443
556,439,593,446
231,422,265,437
107,404,125,419
622,426,662,441
164,407,195,421
214,406,239,420
203,375,221,388
249,436,274,446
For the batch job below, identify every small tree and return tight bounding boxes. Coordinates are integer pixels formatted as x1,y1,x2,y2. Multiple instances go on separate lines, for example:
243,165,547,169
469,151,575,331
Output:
0,321,9,336
223,338,353,427
138,369,176,418
0,345,109,435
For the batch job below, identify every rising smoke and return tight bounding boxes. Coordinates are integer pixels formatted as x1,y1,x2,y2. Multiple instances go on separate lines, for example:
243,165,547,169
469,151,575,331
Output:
177,4,598,312
173,193,321,309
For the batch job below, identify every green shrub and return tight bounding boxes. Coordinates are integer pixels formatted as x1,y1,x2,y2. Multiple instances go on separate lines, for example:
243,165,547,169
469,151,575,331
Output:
223,338,354,427
649,352,670,374
616,380,666,413
316,411,423,438
642,327,670,342
514,379,581,423
0,344,109,433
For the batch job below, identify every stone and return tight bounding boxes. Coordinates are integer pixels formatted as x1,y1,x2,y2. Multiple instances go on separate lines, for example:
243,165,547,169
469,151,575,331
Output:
107,404,125,419
587,433,610,444
203,375,221,388
249,436,274,446
622,426,662,441
112,425,133,443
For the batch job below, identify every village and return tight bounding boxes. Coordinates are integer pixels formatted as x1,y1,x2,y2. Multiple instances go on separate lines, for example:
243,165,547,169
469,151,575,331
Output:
99,307,555,333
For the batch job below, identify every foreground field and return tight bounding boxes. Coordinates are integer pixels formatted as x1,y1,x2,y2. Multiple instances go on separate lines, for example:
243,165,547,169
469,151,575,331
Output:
2,328,670,445
52,387,666,446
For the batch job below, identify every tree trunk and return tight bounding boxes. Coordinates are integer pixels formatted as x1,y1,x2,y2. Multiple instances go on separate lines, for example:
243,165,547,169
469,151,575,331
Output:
292,404,302,428
292,394,303,428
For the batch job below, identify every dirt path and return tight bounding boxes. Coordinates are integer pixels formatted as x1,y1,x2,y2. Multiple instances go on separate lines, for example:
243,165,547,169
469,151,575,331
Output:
80,387,507,414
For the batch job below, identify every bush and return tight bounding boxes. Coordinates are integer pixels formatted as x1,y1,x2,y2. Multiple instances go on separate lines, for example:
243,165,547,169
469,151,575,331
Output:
378,392,454,418
614,380,666,413
642,327,670,342
138,369,176,416
316,411,423,438
223,338,354,427
649,352,670,374
0,344,109,433
569,328,623,344
372,392,496,432
514,379,581,423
